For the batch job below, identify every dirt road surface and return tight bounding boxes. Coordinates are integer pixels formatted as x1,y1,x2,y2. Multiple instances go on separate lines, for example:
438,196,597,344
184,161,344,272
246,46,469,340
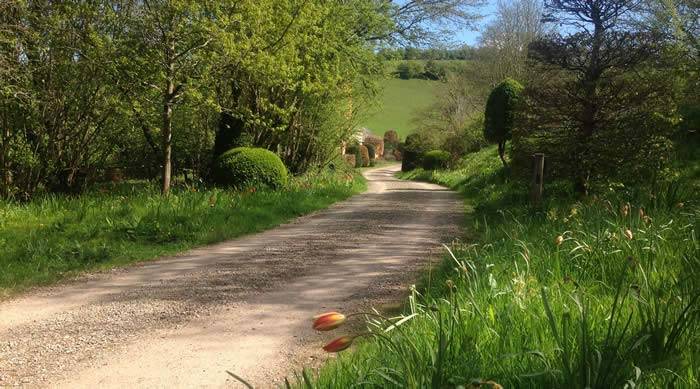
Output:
0,164,463,388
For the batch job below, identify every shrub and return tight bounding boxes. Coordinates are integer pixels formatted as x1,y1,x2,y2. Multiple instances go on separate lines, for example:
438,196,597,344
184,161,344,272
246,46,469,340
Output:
364,143,376,160
346,144,363,168
421,150,450,170
383,130,399,144
424,60,447,81
397,61,424,80
214,147,288,189
359,145,370,167
401,133,434,172
343,154,356,167
484,78,523,166
363,135,384,158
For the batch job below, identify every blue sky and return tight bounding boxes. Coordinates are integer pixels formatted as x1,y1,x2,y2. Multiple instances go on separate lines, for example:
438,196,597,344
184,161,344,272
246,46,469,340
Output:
452,1,498,45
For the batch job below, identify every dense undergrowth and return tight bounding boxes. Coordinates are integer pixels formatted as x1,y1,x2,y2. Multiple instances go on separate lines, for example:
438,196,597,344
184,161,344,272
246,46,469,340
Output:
300,144,699,388
0,169,365,296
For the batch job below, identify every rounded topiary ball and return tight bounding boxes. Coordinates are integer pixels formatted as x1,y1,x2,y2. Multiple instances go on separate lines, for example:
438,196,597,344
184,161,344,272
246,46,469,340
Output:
359,145,370,167
421,150,450,170
214,147,288,189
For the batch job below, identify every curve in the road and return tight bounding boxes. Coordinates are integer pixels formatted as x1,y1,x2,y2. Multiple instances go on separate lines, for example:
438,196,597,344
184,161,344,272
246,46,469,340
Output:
0,165,463,388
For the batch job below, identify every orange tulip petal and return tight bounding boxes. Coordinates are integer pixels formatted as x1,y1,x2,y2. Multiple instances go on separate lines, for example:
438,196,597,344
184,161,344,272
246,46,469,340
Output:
322,336,354,352
312,312,346,331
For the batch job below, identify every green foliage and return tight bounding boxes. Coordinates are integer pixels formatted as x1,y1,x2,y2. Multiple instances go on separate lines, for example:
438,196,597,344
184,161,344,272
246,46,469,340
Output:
397,61,425,80
364,143,376,161
484,78,523,143
213,113,251,162
423,60,448,80
421,150,450,170
400,133,435,172
383,130,400,144
214,147,288,189
0,169,366,294
302,146,700,388
359,145,370,167
346,144,363,168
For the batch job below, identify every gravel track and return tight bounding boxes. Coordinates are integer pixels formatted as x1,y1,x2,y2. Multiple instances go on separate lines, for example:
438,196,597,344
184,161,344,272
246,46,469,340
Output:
0,165,463,388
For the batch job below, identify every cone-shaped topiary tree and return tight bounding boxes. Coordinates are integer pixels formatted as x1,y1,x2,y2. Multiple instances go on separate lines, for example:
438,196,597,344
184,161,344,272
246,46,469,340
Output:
484,78,523,166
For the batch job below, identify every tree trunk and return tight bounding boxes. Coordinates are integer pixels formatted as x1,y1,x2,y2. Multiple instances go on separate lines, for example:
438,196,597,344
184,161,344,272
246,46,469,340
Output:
573,4,604,196
162,90,173,196
1,126,10,199
161,40,175,196
498,141,507,167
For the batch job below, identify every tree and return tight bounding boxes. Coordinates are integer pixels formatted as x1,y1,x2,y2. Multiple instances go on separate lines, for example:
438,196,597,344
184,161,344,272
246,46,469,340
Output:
484,78,523,166
0,1,120,197
520,0,670,194
116,0,216,195
372,0,485,45
479,0,546,80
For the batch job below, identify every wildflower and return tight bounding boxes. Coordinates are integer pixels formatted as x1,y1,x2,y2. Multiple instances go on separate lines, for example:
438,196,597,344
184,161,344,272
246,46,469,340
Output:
620,203,630,217
446,279,455,290
676,202,684,208
312,312,346,331
208,193,217,207
624,229,633,240
469,379,503,389
322,336,354,352
554,235,564,246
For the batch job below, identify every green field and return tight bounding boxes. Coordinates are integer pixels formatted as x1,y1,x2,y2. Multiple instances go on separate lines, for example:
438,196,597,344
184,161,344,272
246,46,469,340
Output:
361,78,442,139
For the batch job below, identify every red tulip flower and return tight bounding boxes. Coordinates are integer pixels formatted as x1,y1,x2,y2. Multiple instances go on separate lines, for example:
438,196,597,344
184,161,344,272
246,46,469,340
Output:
312,312,346,331
322,336,354,352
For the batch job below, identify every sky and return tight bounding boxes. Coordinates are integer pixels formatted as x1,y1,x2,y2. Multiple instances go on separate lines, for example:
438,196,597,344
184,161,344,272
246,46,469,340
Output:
452,1,498,46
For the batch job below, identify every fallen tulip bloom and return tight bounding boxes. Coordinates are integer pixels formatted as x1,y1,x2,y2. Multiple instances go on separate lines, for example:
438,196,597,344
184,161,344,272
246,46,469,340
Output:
624,229,633,240
312,312,346,331
554,235,564,246
323,336,354,352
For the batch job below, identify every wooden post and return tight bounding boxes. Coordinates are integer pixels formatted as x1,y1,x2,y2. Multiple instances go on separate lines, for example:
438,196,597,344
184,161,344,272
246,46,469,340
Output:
530,153,545,206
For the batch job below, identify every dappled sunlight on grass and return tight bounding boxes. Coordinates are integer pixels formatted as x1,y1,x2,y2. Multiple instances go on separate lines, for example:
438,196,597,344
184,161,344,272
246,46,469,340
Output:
298,146,699,387
0,171,366,295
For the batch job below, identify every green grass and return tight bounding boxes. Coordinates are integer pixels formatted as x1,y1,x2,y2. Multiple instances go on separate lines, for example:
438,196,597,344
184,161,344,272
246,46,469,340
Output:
361,78,442,139
0,169,366,296
293,146,699,388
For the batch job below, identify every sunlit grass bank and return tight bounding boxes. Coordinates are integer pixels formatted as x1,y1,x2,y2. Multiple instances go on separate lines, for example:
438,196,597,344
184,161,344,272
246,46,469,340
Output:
0,170,366,296
300,146,699,388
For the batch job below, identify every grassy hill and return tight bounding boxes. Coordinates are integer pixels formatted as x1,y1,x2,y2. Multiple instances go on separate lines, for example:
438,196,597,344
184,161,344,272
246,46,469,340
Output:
360,78,442,139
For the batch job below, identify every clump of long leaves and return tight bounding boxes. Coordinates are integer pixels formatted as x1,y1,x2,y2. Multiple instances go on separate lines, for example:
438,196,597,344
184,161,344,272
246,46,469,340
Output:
295,186,699,387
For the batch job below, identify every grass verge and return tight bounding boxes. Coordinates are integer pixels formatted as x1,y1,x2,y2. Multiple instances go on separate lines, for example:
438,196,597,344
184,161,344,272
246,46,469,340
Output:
0,169,366,296
299,146,699,388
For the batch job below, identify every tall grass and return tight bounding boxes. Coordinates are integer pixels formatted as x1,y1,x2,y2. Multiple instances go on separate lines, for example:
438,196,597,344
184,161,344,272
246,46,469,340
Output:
0,170,365,296
298,146,699,388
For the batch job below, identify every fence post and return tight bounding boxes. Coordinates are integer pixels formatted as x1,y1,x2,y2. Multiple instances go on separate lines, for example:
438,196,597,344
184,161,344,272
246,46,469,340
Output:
530,153,545,206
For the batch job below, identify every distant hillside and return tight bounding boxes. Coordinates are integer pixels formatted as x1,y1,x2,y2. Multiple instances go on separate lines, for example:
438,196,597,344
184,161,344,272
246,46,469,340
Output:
360,78,443,139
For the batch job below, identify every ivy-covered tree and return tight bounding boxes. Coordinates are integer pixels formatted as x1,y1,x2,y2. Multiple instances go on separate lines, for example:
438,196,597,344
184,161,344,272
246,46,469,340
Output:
484,78,523,166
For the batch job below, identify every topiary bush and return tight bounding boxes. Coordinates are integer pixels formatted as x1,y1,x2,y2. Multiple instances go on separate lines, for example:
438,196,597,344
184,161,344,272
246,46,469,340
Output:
346,144,363,168
401,133,434,172
484,78,524,166
421,150,450,170
363,135,384,158
365,143,376,160
384,130,399,144
214,147,288,189
359,145,370,167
